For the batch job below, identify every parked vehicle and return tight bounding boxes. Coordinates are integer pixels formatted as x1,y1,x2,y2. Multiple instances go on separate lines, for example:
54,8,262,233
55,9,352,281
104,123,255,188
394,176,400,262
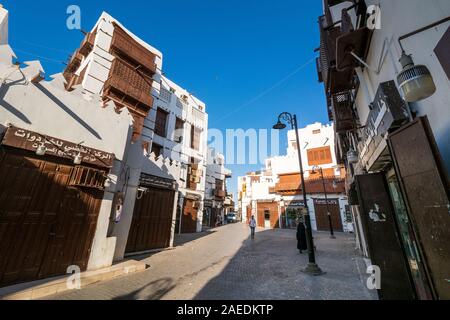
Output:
226,213,237,223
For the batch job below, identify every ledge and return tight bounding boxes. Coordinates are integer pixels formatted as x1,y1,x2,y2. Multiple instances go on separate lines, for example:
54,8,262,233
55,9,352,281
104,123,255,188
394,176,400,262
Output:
0,259,147,300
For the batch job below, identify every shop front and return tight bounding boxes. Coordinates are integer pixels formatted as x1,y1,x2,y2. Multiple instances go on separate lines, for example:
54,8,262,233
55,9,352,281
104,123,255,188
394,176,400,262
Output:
0,126,114,287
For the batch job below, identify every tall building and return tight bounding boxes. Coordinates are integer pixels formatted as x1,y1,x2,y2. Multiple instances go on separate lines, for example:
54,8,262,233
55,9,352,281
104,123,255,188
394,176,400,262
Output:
0,7,210,289
316,0,450,299
238,123,350,232
204,149,233,228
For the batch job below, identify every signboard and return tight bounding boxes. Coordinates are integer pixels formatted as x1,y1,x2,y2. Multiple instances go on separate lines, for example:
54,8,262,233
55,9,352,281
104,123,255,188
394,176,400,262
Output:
1,126,115,168
285,200,305,207
314,199,339,206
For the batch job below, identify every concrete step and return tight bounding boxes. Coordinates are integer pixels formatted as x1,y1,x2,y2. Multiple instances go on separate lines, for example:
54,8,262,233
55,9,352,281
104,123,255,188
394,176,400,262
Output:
0,260,147,300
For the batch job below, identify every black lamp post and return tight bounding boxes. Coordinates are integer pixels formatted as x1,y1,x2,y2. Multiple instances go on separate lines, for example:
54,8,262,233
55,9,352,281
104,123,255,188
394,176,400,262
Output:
273,112,324,275
312,166,336,239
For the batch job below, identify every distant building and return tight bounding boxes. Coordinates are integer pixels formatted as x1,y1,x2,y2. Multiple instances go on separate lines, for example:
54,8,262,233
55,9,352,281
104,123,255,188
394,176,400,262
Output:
204,149,232,228
238,123,351,232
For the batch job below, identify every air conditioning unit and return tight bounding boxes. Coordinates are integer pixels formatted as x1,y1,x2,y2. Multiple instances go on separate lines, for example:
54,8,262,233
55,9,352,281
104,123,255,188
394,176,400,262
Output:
175,136,183,143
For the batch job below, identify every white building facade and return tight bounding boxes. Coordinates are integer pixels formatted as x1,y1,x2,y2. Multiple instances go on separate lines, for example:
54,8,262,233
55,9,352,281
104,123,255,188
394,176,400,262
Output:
238,123,351,233
317,0,450,299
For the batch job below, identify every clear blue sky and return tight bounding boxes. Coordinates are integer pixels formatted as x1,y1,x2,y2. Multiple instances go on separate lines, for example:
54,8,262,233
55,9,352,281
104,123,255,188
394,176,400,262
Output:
3,0,329,199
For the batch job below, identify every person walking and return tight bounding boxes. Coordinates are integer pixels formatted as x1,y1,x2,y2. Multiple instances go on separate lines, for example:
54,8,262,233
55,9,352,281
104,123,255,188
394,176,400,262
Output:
249,215,257,240
296,218,307,254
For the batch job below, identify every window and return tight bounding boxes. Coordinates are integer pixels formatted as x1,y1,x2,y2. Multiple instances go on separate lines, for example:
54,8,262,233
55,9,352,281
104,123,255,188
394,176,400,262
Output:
191,125,201,151
174,118,184,143
154,108,168,137
159,87,172,102
307,146,333,166
151,143,163,157
313,129,321,135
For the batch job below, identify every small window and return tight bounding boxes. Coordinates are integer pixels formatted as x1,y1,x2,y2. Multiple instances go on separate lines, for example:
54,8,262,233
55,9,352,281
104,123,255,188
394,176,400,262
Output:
174,118,185,143
154,108,168,137
151,143,163,157
313,129,321,134
191,125,201,151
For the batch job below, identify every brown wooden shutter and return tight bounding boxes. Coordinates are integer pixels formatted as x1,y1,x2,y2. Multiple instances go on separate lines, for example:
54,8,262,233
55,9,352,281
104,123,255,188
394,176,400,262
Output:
388,116,450,299
154,108,168,137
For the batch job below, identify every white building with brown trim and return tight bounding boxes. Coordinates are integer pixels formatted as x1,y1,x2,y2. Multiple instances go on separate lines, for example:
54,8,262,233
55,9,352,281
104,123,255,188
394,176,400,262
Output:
238,123,351,232
0,7,134,286
204,149,232,228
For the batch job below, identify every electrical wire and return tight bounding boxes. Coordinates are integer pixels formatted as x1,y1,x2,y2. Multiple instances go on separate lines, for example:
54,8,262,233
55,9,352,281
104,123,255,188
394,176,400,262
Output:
11,47,65,65
210,56,317,125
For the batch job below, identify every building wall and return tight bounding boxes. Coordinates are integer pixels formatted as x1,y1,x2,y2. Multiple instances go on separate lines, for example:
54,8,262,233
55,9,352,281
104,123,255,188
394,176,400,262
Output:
0,46,133,271
355,0,450,172
268,123,342,179
238,123,350,231
0,6,8,45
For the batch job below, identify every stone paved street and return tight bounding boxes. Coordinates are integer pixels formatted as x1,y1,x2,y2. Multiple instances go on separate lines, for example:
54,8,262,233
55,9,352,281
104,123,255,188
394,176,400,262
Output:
45,223,377,300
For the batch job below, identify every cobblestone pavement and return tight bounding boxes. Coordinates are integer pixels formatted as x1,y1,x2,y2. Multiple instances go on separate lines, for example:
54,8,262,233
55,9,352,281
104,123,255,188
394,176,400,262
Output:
45,223,377,300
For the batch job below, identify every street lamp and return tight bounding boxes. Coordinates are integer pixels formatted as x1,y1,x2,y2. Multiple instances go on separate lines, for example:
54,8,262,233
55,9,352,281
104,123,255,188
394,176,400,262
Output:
312,166,336,239
273,112,324,276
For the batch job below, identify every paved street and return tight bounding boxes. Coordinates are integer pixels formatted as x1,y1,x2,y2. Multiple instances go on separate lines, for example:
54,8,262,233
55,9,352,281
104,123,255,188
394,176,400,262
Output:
45,223,377,300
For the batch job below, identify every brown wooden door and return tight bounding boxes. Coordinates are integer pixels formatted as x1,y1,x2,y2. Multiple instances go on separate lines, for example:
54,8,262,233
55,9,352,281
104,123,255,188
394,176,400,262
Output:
126,186,175,253
0,149,103,287
388,117,450,299
180,199,198,233
313,199,343,232
356,173,415,300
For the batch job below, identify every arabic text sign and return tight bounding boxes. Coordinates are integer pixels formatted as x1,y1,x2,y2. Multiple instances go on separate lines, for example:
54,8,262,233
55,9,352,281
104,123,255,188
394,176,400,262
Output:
2,127,115,168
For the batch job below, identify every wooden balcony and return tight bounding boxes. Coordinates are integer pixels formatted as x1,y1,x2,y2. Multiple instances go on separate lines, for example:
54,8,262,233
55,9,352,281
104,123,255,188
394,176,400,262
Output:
79,32,96,57
332,91,356,133
215,189,226,199
111,24,157,76
63,50,83,84
103,58,154,116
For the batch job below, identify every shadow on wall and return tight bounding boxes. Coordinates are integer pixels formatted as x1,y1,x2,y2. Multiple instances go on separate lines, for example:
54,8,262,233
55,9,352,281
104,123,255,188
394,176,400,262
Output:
34,83,102,140
0,76,32,124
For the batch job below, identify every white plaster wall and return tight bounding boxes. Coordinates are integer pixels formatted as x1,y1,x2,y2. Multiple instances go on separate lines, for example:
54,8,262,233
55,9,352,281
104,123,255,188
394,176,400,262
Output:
0,50,134,271
269,123,339,178
354,0,450,172
0,6,8,45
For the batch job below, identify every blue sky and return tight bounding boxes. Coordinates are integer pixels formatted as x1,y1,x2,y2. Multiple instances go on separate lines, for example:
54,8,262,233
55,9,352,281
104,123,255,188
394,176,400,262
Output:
3,0,328,198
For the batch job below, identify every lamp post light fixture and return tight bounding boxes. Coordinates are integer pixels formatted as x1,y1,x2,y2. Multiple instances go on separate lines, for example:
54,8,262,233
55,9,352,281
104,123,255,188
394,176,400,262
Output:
273,112,324,276
312,166,336,239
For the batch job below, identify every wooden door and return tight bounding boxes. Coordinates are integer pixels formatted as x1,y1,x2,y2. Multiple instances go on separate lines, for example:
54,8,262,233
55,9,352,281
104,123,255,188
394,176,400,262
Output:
388,117,450,299
0,149,103,286
126,186,175,253
356,173,416,300
313,199,343,232
181,199,198,233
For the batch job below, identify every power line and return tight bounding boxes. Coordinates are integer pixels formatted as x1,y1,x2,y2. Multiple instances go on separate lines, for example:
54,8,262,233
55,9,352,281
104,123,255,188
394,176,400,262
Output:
18,40,73,55
11,47,66,65
210,56,316,126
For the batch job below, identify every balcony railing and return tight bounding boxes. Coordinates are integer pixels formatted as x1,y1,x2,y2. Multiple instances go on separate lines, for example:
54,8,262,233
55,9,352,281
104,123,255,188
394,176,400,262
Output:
63,50,83,84
111,24,157,76
215,190,226,199
104,58,154,113
332,91,356,133
79,32,96,57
